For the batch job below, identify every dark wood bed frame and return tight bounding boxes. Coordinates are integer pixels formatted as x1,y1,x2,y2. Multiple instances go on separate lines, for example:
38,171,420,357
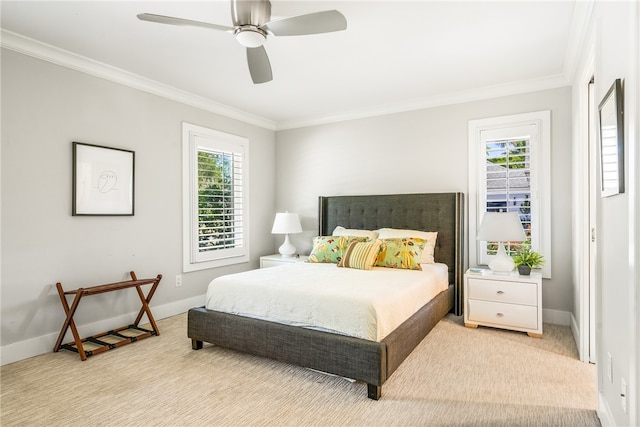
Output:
188,192,464,400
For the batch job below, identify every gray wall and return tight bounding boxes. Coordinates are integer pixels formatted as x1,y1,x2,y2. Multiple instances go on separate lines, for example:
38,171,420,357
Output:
275,87,573,314
1,50,276,356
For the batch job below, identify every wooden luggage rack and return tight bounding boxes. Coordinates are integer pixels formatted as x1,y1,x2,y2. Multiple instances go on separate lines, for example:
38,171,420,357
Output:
53,271,162,360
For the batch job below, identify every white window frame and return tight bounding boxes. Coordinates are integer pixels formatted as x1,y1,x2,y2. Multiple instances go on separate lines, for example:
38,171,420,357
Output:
468,111,551,278
182,122,250,272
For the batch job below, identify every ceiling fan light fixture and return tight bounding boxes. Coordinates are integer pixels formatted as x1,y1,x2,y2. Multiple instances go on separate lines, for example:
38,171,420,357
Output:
235,26,266,48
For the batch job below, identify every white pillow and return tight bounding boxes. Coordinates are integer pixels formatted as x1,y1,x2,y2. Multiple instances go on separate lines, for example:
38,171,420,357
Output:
332,226,378,241
376,228,438,264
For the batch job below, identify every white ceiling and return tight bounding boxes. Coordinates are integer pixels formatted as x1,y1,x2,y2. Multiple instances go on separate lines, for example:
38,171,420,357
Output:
1,1,583,130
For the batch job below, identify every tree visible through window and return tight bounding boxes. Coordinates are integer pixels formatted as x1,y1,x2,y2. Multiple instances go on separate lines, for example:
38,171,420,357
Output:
197,149,243,253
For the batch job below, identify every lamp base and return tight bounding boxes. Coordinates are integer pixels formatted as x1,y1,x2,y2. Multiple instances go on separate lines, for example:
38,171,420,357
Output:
278,234,296,257
488,242,515,273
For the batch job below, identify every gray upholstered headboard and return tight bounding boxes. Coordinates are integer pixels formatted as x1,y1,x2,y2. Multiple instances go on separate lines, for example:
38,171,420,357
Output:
318,192,464,315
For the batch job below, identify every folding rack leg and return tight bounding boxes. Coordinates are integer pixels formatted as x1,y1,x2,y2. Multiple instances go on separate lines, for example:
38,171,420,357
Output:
53,283,88,361
130,271,162,335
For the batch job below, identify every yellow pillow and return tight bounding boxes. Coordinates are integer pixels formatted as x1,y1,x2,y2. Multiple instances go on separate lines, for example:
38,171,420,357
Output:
307,236,368,264
375,238,426,270
376,228,438,264
337,240,382,270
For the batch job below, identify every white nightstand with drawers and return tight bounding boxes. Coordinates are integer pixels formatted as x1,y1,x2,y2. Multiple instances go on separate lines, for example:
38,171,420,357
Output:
464,269,543,338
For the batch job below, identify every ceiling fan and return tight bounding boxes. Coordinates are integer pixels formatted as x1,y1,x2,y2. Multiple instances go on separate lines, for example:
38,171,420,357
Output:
137,0,347,84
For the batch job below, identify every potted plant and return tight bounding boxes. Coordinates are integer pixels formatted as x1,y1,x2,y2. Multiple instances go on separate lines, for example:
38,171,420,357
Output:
512,247,545,275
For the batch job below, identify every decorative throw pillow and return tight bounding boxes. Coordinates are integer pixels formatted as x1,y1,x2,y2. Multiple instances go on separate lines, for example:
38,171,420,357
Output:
307,236,368,264
332,226,379,241
337,239,382,270
376,228,438,264
375,237,426,270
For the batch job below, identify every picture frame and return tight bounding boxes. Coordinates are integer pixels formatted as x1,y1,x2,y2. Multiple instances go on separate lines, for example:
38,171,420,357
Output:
598,78,624,197
72,142,135,216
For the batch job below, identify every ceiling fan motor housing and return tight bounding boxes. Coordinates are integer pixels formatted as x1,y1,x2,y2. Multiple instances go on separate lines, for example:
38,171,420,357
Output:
231,0,271,27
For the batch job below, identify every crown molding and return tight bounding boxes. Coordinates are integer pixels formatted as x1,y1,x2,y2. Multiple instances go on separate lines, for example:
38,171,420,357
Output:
562,0,595,83
0,29,277,131
276,74,571,130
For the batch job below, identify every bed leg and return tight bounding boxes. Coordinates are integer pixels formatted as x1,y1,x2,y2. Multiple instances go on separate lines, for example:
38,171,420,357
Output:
367,384,381,400
192,339,203,350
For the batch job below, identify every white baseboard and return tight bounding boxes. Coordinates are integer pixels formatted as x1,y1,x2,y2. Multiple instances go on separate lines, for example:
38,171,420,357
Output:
569,312,587,362
542,308,571,326
0,294,205,366
570,312,580,342
598,392,616,427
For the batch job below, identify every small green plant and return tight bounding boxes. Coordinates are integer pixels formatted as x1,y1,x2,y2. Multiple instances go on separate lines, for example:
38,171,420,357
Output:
512,247,546,269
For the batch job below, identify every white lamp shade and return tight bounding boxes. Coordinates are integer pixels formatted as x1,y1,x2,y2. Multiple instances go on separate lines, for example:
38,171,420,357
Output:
477,212,526,242
271,212,302,234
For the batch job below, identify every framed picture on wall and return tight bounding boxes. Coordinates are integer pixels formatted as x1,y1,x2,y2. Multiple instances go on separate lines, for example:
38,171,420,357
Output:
72,142,135,215
598,78,624,197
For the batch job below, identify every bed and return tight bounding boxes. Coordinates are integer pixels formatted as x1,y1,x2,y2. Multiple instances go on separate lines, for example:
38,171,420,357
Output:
188,192,464,400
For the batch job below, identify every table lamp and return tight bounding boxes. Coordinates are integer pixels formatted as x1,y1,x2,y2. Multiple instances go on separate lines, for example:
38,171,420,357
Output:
271,212,303,257
477,212,527,273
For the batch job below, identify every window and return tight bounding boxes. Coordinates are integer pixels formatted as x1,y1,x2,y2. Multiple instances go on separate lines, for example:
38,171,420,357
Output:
468,111,551,278
182,123,249,271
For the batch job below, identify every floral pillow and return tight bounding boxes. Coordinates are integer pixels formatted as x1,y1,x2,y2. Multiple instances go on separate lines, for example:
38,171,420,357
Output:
307,236,368,264
374,237,426,270
377,228,438,264
337,239,382,270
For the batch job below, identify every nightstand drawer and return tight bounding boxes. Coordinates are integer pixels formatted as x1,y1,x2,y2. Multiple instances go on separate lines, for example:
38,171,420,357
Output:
467,300,538,330
467,278,537,306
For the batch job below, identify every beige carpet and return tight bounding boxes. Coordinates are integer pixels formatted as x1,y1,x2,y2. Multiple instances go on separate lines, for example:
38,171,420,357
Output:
1,313,599,426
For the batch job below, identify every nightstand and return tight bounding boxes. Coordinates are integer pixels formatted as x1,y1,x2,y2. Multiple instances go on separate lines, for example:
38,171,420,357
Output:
464,269,543,338
259,254,307,268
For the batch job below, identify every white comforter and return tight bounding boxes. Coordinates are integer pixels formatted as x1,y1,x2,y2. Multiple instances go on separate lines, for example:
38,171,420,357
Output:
205,262,449,341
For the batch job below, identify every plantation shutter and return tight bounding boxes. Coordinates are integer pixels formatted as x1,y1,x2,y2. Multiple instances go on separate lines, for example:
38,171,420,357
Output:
192,135,246,263
479,124,538,263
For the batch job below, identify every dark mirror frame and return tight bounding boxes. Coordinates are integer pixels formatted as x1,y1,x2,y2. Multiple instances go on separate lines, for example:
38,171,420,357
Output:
598,78,624,197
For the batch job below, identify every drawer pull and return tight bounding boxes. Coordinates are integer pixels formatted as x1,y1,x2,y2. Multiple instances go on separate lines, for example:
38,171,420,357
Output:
496,313,504,317
496,290,505,294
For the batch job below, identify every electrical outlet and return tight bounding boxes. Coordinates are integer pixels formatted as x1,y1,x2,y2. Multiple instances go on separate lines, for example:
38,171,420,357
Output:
607,353,613,383
175,275,182,287
621,378,627,413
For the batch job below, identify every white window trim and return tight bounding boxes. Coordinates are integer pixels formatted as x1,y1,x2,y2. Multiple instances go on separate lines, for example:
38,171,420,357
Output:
468,111,551,278
182,122,250,272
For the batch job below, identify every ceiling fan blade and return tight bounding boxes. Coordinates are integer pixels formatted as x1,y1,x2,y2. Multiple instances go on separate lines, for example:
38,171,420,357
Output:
263,10,347,36
137,13,233,32
246,46,272,84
